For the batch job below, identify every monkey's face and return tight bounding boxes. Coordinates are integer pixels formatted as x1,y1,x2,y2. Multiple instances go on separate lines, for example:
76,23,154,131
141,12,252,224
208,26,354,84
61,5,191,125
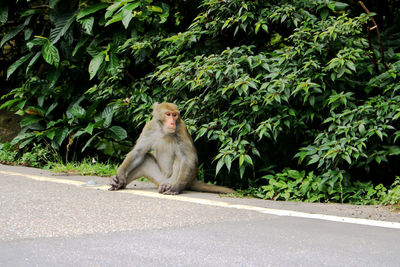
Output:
164,111,179,133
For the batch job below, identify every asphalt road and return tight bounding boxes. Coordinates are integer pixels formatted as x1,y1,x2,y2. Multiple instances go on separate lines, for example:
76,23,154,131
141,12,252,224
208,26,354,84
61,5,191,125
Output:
1,164,400,266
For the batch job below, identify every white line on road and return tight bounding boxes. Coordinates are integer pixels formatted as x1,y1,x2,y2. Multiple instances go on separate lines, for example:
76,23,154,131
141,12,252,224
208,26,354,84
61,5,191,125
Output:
2,170,400,229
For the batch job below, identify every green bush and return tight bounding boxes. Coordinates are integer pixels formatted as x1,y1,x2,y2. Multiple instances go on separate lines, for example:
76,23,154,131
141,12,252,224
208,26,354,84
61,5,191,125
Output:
0,142,58,168
245,169,388,204
0,143,18,164
52,158,118,177
382,177,400,207
1,0,400,203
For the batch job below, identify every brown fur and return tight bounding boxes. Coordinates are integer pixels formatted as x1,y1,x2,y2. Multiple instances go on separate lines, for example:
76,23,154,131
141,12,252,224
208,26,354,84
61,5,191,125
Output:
109,102,234,195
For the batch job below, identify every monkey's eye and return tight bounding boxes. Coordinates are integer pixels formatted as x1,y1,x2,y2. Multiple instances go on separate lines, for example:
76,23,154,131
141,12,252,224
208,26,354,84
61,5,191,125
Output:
165,112,171,116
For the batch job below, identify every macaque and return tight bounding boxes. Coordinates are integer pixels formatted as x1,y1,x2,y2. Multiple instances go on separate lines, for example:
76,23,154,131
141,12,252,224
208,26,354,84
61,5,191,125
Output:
109,102,235,195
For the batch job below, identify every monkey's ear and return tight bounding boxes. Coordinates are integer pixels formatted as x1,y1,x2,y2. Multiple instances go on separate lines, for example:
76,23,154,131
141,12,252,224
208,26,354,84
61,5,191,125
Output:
152,102,160,118
152,102,159,110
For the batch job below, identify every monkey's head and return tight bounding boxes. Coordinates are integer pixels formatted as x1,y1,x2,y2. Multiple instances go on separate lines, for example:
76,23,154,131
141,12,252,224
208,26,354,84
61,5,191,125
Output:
153,102,180,134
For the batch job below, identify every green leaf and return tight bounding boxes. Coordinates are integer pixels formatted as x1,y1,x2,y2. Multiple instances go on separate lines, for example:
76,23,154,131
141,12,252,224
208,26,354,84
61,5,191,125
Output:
215,159,224,175
307,154,320,165
21,10,39,18
224,155,232,172
388,146,400,156
287,170,302,179
24,28,33,41
358,123,365,134
79,16,94,35
82,133,100,152
49,0,62,8
68,105,86,119
244,155,253,165
333,2,349,11
342,154,352,164
20,116,42,127
106,126,127,141
72,37,89,56
105,13,123,26
262,24,268,33
122,8,133,29
77,3,108,20
320,8,329,20
85,123,95,135
11,132,35,146
89,53,105,80
7,53,33,79
85,101,100,120
107,53,119,75
26,51,41,74
105,2,124,19
42,41,60,67
46,69,60,88
376,130,383,141
46,130,56,140
125,2,141,11
102,106,114,128
195,127,207,141
27,37,46,51
239,154,245,167
54,128,69,147
346,61,356,72
150,6,163,13
394,131,400,143
45,102,58,117
0,98,22,110
0,6,8,24
255,22,261,34
50,12,76,44
239,164,246,178
0,24,24,48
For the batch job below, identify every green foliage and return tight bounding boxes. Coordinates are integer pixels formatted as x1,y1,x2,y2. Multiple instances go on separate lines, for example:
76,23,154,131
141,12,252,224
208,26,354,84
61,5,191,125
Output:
52,158,118,177
0,142,59,168
243,169,387,204
1,0,400,204
0,143,18,164
382,177,400,207
18,143,59,168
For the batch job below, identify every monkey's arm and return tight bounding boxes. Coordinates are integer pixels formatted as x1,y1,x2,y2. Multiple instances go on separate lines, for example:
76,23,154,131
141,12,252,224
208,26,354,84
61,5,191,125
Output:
116,146,147,178
159,124,198,194
158,152,197,194
109,123,154,190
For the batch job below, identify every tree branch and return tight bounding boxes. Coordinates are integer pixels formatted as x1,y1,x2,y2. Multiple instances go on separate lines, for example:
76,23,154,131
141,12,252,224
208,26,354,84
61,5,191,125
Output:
358,1,389,70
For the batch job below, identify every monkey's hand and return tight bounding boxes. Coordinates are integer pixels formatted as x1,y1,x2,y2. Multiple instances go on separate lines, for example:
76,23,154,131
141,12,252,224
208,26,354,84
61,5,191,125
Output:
108,175,126,191
158,183,179,195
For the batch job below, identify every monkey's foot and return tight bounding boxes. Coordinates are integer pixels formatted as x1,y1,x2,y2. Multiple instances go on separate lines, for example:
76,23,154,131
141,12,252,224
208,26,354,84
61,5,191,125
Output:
108,175,126,191
158,183,179,195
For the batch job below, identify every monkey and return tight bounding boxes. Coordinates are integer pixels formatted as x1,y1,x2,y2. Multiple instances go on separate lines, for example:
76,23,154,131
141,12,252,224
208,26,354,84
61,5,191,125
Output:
109,102,235,195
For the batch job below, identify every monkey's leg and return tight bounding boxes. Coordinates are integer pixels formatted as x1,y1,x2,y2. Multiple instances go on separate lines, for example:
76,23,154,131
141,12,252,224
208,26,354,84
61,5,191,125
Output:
158,159,196,195
109,154,165,190
157,157,180,195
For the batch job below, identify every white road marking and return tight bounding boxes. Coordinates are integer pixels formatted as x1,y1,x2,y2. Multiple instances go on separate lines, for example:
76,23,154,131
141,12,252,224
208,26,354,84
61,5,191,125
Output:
1,170,400,229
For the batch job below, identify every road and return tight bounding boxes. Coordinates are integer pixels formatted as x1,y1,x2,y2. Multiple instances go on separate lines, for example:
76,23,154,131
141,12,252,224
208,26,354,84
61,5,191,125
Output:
0,164,400,266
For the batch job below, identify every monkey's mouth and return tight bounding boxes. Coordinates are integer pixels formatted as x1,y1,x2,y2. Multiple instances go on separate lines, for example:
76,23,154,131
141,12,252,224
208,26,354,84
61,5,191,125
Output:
166,127,176,133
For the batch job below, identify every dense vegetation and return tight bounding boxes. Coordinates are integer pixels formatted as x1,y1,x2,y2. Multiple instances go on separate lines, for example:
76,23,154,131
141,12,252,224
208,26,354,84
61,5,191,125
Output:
1,0,400,204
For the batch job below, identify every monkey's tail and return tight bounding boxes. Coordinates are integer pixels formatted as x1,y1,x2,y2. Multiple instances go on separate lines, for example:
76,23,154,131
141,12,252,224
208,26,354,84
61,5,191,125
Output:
189,180,235,194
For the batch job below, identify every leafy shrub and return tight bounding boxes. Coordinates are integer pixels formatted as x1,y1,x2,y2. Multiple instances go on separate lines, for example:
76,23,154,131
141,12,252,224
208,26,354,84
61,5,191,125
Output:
1,0,400,203
0,143,18,164
382,177,400,207
244,169,387,204
0,142,58,168
52,158,118,177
